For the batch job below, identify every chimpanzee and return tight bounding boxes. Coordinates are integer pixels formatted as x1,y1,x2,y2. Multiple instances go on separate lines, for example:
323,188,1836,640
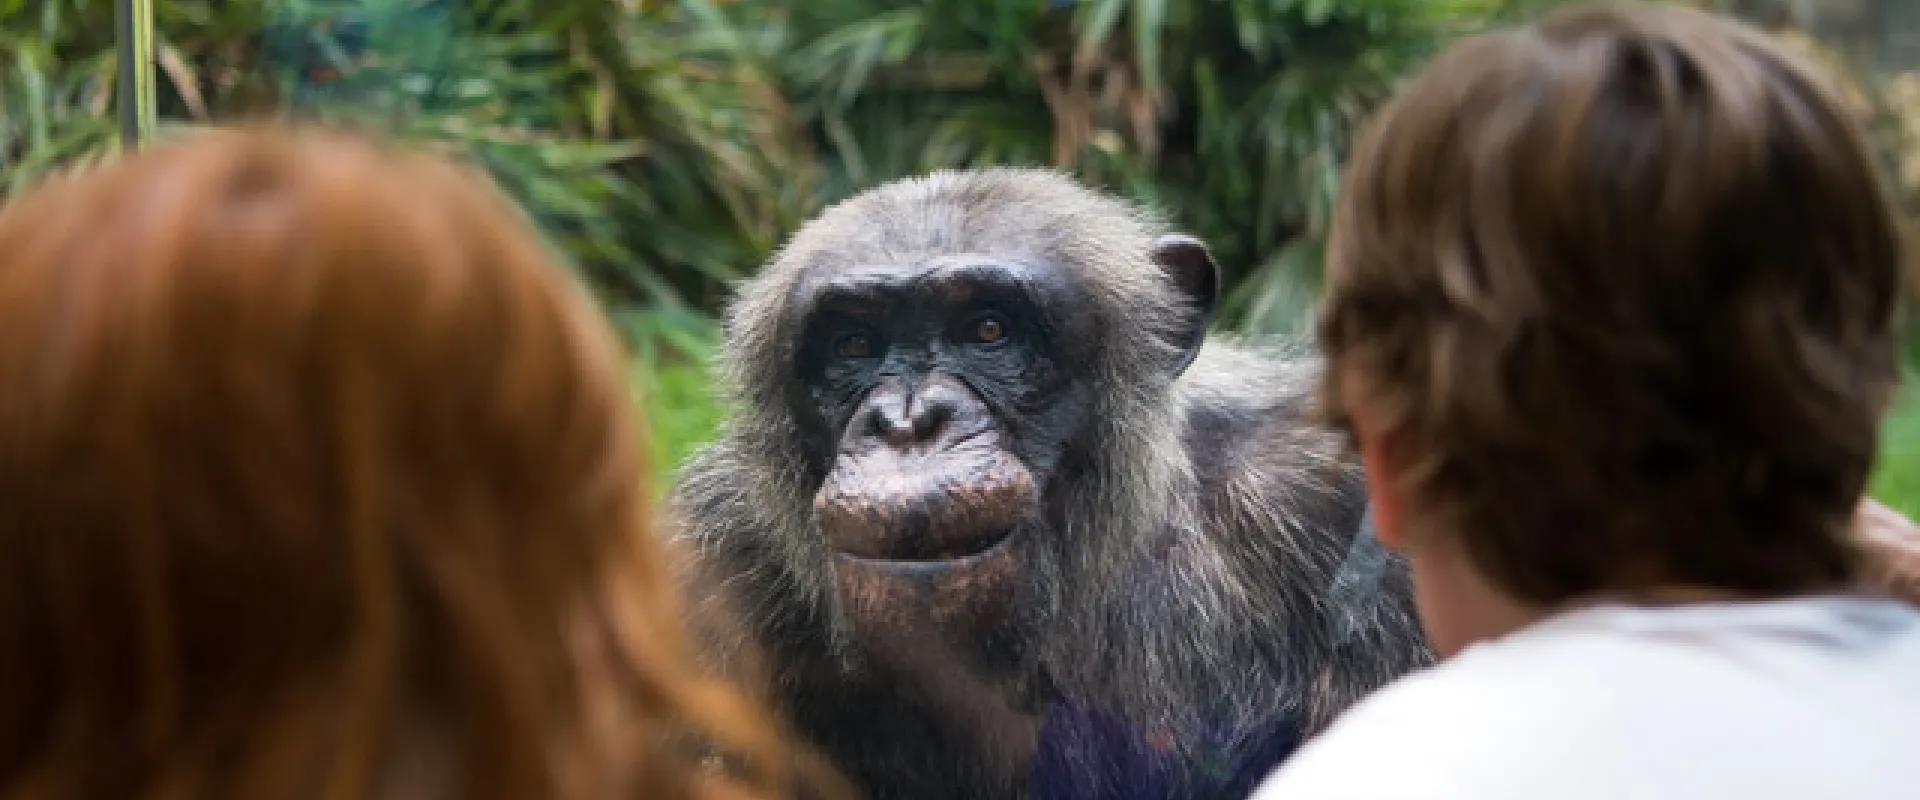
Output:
668,168,1433,799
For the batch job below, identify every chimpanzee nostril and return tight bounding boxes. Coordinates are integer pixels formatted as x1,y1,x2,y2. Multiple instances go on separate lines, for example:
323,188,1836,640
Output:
878,411,915,447
857,404,906,447
912,402,954,442
874,397,952,447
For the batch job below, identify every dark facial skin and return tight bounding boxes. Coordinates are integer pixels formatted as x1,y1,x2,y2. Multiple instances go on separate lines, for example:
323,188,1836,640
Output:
790,256,1082,652
790,238,1218,657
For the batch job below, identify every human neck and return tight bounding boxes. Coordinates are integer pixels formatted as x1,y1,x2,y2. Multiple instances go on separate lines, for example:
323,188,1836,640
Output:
1405,535,1767,660
1402,534,1546,659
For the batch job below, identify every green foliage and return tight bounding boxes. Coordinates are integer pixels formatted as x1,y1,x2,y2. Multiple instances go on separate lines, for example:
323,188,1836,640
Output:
0,0,1567,344
743,0,1525,334
0,0,124,192
634,351,727,483
1875,378,1920,518
2,0,799,355
625,303,728,478
7,0,1917,517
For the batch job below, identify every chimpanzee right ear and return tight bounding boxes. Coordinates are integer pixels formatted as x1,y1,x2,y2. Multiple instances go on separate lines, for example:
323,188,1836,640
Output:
1149,233,1219,377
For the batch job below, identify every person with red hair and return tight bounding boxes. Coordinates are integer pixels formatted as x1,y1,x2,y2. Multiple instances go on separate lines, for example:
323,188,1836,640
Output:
0,126,838,800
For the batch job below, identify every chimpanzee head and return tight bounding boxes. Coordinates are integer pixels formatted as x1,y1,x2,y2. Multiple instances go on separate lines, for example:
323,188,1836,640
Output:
710,169,1218,672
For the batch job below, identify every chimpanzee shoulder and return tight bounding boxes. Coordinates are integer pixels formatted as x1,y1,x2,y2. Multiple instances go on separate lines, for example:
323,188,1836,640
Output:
1176,339,1351,496
1176,338,1425,721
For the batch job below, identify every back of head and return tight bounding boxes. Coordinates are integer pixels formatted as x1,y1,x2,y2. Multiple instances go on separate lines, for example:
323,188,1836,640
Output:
0,127,792,799
1318,2,1908,604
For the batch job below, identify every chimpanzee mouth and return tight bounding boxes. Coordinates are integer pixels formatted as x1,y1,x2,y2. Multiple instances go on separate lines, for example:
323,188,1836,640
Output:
831,525,1019,567
813,445,1038,568
829,522,1030,645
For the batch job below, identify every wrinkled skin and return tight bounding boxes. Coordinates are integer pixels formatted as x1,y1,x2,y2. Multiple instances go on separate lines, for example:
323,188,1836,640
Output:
790,251,1118,681
814,373,1038,651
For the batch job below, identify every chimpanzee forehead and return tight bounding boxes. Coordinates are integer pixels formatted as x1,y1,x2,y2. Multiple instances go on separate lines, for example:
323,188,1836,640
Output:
789,254,1085,318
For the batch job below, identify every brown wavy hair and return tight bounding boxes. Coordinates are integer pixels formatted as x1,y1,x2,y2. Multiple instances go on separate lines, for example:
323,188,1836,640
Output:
1317,2,1907,605
0,126,819,800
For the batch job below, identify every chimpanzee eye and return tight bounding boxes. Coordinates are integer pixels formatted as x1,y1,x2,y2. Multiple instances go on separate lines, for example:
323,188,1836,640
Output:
970,315,1009,345
833,332,877,359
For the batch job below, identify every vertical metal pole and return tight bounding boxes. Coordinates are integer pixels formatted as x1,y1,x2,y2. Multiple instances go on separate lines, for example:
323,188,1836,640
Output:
115,0,140,149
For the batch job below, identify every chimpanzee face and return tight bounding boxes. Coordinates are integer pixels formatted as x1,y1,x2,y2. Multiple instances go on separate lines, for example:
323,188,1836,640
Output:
781,237,1215,655
793,255,1096,486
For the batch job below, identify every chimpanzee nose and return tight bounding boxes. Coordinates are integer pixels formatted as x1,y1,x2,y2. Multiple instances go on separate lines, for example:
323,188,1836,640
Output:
868,387,955,447
855,377,975,450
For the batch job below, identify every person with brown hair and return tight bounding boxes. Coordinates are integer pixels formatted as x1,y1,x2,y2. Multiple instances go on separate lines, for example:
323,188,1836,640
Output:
0,126,836,800
1251,2,1920,798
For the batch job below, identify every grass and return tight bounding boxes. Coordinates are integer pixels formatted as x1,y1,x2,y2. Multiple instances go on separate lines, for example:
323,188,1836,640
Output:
634,357,729,482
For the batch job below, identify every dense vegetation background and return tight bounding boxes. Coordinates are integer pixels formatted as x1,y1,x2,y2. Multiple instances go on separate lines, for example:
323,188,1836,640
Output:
3,0,1916,513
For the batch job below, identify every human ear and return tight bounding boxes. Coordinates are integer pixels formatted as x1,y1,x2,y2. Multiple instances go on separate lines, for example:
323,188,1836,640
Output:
1343,368,1409,553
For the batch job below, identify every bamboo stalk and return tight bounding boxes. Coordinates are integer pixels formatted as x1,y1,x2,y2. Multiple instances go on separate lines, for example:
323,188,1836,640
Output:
115,0,157,150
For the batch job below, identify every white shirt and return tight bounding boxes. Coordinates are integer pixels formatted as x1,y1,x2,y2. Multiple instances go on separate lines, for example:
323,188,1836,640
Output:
1250,595,1920,800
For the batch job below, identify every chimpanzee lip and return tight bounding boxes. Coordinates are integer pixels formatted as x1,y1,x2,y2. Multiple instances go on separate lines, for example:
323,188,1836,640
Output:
830,526,1018,568
830,527,1029,644
813,444,1037,563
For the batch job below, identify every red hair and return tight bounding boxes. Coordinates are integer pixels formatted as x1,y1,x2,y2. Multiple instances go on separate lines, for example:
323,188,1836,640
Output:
0,126,810,799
